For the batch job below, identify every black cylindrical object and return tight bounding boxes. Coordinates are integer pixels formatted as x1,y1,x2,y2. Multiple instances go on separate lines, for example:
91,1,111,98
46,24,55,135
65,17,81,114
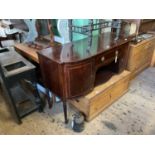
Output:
72,113,85,132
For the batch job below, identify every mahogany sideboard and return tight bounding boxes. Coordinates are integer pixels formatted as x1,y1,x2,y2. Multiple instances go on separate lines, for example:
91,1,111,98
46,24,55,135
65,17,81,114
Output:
38,32,134,123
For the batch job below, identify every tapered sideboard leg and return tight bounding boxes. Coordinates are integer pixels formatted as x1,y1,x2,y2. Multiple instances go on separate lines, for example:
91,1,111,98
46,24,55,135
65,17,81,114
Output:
46,88,53,109
63,101,68,124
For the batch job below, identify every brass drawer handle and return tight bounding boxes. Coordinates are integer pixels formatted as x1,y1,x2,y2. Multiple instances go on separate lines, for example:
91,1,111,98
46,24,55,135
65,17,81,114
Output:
115,50,119,63
101,56,105,62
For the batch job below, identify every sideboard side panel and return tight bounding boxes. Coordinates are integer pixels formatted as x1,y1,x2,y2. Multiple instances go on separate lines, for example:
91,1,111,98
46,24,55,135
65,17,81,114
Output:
38,55,64,98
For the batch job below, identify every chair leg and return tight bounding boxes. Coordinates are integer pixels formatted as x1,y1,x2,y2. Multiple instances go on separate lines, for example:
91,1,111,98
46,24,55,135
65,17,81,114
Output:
52,94,56,104
30,82,43,112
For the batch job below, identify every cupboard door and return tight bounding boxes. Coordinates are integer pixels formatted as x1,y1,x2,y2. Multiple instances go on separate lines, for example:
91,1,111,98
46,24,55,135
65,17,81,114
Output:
65,60,94,98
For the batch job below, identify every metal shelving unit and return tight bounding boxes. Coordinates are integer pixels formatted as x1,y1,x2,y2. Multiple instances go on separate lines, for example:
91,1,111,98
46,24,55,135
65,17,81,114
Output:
68,19,122,51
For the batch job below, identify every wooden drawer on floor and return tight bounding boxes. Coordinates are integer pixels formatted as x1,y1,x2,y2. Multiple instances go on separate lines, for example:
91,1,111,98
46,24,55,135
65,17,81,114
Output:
69,70,131,121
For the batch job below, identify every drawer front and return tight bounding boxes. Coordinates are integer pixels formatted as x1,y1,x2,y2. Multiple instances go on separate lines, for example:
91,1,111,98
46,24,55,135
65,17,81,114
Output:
89,74,130,118
133,41,154,56
95,47,124,68
128,40,155,71
147,38,155,49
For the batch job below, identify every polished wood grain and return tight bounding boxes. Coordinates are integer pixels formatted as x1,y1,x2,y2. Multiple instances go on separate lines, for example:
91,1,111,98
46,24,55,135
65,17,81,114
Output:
64,59,95,98
39,32,133,64
38,32,133,100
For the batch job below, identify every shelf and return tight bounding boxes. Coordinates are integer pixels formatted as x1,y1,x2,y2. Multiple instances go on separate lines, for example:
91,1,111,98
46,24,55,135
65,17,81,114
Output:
70,20,112,35
10,84,39,118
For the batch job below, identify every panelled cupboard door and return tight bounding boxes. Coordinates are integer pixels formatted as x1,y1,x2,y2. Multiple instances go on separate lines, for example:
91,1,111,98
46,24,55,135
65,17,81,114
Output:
64,60,95,98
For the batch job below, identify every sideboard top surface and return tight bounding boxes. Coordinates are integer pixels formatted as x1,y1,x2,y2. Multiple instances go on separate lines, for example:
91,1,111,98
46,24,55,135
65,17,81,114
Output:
38,32,134,64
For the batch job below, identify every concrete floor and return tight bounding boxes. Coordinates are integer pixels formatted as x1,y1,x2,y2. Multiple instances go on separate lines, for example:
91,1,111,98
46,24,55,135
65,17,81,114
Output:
0,67,155,135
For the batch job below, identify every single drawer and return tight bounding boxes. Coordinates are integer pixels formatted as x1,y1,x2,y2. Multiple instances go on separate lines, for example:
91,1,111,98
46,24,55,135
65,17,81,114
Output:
147,40,155,49
133,41,153,55
95,47,122,68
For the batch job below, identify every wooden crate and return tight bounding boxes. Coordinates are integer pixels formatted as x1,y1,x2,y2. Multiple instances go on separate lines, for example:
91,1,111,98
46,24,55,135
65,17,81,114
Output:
127,36,155,79
69,70,131,121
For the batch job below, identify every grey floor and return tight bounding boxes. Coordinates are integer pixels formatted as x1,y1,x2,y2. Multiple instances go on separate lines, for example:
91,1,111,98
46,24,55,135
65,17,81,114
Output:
0,67,155,135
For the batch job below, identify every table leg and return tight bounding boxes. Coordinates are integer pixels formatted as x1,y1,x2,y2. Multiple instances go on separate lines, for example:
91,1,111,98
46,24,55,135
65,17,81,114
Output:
46,88,53,109
63,101,68,124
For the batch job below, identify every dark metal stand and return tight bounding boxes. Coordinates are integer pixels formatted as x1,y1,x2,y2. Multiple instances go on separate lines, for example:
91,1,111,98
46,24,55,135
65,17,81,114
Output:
68,19,112,51
0,50,43,124
0,31,22,48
